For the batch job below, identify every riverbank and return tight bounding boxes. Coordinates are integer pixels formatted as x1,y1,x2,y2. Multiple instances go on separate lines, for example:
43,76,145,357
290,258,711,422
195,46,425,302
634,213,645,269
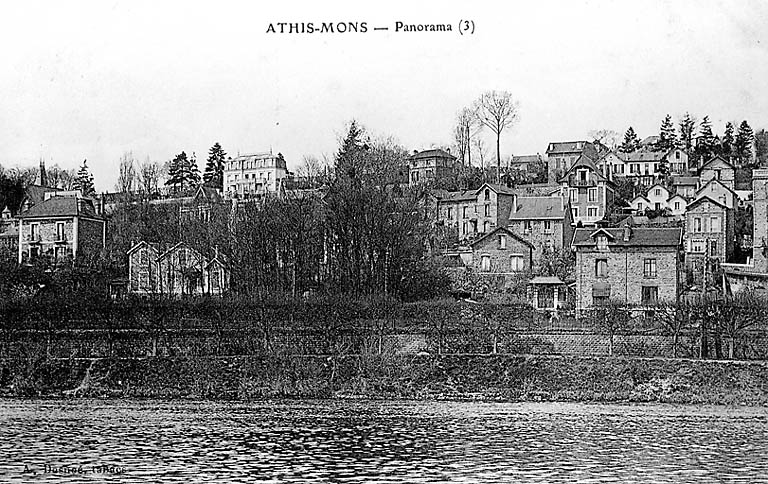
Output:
2,354,768,406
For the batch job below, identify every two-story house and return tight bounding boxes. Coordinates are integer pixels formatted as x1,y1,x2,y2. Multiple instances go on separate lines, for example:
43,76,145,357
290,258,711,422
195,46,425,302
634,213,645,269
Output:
694,179,739,209
128,241,230,296
573,226,683,314
546,141,598,183
669,176,699,199
683,196,734,283
508,195,573,266
629,183,689,216
469,226,534,274
436,183,517,240
409,149,457,186
596,151,626,181
699,155,736,190
559,155,618,226
17,192,106,264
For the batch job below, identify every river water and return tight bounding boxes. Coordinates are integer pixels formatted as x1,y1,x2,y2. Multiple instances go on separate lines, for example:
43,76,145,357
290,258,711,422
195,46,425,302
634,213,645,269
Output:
0,399,766,483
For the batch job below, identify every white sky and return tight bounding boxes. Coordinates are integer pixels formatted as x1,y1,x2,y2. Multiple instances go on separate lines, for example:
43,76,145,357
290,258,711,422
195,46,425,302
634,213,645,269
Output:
1,0,767,191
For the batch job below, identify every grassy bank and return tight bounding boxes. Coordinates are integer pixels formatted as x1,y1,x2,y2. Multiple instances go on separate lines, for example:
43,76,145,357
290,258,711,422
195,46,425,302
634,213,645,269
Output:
2,354,767,406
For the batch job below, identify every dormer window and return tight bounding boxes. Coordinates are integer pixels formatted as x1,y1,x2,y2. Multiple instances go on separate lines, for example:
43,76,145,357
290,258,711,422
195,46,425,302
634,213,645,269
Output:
596,235,608,251
484,189,490,201
499,234,507,249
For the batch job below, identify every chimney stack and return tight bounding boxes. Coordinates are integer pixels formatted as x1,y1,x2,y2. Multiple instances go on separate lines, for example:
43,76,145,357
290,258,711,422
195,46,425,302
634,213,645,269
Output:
512,193,518,214
623,224,632,242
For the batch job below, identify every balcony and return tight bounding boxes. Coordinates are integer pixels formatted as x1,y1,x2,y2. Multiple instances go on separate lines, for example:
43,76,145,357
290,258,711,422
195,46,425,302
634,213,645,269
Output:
568,175,597,187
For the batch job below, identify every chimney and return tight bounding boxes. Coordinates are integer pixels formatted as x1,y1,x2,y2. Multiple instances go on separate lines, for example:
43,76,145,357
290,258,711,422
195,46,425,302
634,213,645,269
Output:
623,224,632,242
39,158,47,187
512,194,517,214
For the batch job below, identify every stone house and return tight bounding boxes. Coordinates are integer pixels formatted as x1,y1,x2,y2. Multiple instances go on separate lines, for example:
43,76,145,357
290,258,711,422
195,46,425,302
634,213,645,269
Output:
409,149,457,186
17,192,106,264
670,176,699,199
224,152,289,199
629,184,688,216
699,155,736,190
558,155,618,226
435,183,517,241
694,179,739,209
507,195,573,266
469,226,534,274
683,196,734,281
545,140,598,183
596,151,626,181
572,226,683,313
128,241,230,296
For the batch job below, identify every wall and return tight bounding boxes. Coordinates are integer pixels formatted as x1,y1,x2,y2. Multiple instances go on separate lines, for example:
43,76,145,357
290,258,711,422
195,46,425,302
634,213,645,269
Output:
78,217,105,258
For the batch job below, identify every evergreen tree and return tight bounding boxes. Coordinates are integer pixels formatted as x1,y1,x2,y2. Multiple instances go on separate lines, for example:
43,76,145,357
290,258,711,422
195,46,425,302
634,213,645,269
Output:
619,126,640,153
164,151,200,192
677,112,696,154
189,152,201,186
203,142,227,188
722,122,735,155
695,115,716,162
735,120,755,166
657,114,677,151
335,120,370,180
73,159,95,196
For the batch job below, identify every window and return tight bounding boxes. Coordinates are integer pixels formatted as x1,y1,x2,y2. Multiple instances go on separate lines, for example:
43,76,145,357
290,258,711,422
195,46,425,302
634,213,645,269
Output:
596,235,608,251
674,202,680,210
524,220,532,233
178,249,187,267
644,258,657,278
676,151,681,159
510,255,524,271
484,189,490,201
483,221,490,233
588,188,597,202
710,216,721,233
462,221,468,235
546,239,554,251
641,286,659,305
710,240,718,257
593,295,609,306
140,248,148,265
463,207,468,218
655,188,661,196
30,223,39,241
655,203,661,211
30,246,39,259
618,164,625,174
694,217,702,232
447,207,453,220
543,220,553,234
572,207,579,220
499,235,507,249
588,207,598,218
595,258,608,278
56,222,65,241
481,255,491,272
484,204,490,217
691,239,705,253
570,189,578,203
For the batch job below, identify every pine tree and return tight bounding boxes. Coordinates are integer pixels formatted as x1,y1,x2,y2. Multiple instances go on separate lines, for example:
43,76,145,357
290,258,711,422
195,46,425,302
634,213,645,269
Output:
695,115,715,163
335,120,370,180
165,151,200,192
203,142,227,188
73,159,95,196
657,114,677,151
677,112,696,154
722,122,735,156
189,152,201,186
619,127,640,153
735,120,755,166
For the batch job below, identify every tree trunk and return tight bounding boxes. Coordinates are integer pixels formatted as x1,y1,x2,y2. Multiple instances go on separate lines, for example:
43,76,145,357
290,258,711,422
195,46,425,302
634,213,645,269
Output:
672,332,679,358
700,319,708,359
496,134,501,184
728,337,735,360
608,333,614,357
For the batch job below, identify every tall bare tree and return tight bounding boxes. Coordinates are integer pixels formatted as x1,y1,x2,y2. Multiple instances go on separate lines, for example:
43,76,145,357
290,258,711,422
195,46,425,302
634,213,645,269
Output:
589,129,621,150
472,90,520,183
454,107,478,166
116,152,138,194
138,158,161,197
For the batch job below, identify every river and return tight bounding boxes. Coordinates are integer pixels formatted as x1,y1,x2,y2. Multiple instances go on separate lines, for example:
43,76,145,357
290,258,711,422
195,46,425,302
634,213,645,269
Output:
0,399,766,483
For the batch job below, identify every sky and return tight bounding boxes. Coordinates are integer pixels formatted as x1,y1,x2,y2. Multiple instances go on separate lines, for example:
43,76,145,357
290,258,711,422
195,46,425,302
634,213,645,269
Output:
1,0,767,191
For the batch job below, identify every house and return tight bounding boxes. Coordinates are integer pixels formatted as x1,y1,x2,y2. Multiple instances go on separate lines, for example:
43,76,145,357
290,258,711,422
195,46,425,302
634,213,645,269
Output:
558,155,618,226
669,176,699,199
639,136,660,149
619,148,688,186
509,154,543,172
699,155,736,190
409,149,457,186
17,192,106,264
668,195,688,216
694,179,739,209
596,151,626,181
180,185,226,222
508,194,573,265
435,183,518,240
224,152,289,199
545,141,598,183
572,226,683,314
128,241,230,296
469,226,534,274
683,196,734,283
629,195,651,213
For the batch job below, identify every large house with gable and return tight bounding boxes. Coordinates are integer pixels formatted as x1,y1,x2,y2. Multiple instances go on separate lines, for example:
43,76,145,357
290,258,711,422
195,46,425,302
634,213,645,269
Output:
508,194,573,265
558,155,619,227
545,141,598,183
435,183,518,241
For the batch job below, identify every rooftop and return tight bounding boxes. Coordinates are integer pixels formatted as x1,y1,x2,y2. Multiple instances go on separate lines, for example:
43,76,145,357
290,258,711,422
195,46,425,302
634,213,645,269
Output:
572,227,682,247
410,149,456,160
18,195,101,219
510,196,566,220
546,141,591,154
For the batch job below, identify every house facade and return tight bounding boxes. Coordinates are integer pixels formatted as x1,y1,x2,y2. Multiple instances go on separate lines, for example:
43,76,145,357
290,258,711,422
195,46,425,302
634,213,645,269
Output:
224,152,289,198
573,226,683,314
409,149,457,186
694,179,738,209
683,196,734,282
546,141,598,183
559,155,617,226
508,195,573,265
128,241,230,296
469,226,534,274
435,183,517,241
699,155,736,190
17,192,106,264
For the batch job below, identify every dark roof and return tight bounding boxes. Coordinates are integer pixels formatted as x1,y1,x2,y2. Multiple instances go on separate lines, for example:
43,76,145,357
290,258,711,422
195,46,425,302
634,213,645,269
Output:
695,179,739,199
470,226,534,249
620,150,668,162
193,186,223,204
640,135,660,146
510,154,542,164
546,141,591,154
559,155,609,183
670,176,698,186
127,240,160,256
410,149,456,160
18,196,101,219
509,196,566,220
572,227,682,247
22,185,63,209
437,189,476,202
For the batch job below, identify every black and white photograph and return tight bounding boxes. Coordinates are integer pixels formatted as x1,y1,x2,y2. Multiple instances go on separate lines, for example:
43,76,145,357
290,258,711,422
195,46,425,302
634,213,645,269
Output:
1,0,768,482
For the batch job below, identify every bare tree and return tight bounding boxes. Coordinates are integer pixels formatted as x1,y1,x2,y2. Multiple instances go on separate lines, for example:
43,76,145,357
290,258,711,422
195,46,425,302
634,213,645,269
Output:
472,90,520,184
454,107,478,166
116,152,138,194
138,158,161,197
296,155,326,187
589,129,621,150
47,165,76,189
